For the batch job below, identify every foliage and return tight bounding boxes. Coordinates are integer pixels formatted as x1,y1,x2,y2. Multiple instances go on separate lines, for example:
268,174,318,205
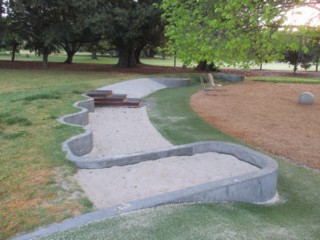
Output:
6,0,59,67
89,0,164,68
161,0,307,68
4,0,165,68
279,28,317,73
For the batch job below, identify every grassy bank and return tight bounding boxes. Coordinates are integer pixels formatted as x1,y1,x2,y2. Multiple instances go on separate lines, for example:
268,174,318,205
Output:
39,79,320,240
0,69,137,239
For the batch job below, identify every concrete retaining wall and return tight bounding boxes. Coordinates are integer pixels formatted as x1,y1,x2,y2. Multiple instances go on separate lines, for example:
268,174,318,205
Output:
57,96,94,157
67,141,278,203
152,78,191,87
213,73,244,82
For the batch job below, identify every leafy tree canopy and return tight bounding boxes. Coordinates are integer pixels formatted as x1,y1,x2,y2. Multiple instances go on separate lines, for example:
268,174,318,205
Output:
161,0,309,68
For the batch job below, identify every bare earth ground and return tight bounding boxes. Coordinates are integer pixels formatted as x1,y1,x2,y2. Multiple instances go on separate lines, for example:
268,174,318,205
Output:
190,81,320,170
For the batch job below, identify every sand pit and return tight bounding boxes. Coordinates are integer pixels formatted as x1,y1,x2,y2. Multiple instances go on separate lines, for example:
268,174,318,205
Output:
77,152,258,209
78,105,260,209
84,107,172,157
73,76,268,209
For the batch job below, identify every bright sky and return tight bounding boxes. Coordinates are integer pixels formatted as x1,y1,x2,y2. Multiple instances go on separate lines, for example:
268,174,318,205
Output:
285,5,320,26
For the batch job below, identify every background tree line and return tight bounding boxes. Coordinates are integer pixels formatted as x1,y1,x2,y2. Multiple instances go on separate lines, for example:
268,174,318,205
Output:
0,0,319,71
0,0,164,68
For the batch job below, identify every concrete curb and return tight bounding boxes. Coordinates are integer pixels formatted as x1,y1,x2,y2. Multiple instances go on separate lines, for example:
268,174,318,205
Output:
66,141,278,203
213,73,244,82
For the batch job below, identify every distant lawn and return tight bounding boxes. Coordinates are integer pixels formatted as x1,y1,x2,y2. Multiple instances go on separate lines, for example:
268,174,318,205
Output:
0,51,183,67
247,76,320,84
39,79,320,240
1,51,319,71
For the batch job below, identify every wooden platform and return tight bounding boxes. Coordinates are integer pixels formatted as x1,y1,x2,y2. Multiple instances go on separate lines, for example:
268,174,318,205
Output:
87,90,142,108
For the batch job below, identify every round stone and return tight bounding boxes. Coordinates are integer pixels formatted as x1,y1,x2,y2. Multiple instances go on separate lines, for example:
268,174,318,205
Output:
298,92,314,105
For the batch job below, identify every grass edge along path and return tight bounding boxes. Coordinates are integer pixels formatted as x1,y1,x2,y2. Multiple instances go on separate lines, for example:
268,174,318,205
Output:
40,79,320,240
0,69,140,240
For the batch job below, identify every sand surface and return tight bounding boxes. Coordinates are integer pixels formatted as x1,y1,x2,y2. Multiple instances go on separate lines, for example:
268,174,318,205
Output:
85,107,172,157
76,79,260,209
77,153,258,209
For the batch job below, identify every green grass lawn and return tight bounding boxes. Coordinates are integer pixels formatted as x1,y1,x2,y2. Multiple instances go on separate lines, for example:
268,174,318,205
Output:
0,51,184,67
0,69,139,240
247,76,320,84
2,51,318,71
1,69,319,239
38,79,320,240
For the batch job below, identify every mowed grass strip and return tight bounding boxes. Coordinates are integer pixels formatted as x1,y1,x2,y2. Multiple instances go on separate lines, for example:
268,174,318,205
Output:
248,76,320,84
0,69,134,239
43,79,320,240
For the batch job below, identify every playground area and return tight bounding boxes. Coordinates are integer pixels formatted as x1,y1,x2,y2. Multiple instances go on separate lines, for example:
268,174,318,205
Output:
2,64,319,239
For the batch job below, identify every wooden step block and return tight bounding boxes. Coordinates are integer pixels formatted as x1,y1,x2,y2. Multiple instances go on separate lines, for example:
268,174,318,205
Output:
124,98,142,107
94,94,127,103
94,98,142,108
86,90,112,98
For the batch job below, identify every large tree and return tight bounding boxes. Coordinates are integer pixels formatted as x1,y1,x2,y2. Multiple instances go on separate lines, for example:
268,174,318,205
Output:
7,0,60,67
91,0,164,68
161,0,306,68
51,0,98,64
0,0,5,39
6,0,97,66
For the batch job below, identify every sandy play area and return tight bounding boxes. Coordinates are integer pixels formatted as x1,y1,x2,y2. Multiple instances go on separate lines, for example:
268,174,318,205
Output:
75,79,262,209
78,104,258,209
190,81,320,170
77,152,258,209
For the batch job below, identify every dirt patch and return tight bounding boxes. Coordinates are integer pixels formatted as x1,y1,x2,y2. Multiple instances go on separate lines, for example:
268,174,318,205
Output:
190,81,320,170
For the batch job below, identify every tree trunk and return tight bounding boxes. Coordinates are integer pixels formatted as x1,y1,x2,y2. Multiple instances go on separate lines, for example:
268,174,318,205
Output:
149,48,155,58
64,51,75,64
42,47,49,68
293,63,298,74
91,50,98,60
315,57,319,72
134,45,144,64
117,47,137,68
62,43,80,64
259,62,263,70
196,60,218,71
11,44,17,62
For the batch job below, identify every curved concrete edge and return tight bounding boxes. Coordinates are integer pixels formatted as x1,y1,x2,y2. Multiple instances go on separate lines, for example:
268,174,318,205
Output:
68,141,278,204
12,143,278,240
57,95,94,127
58,78,191,158
151,77,191,87
213,73,244,82
57,96,94,156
